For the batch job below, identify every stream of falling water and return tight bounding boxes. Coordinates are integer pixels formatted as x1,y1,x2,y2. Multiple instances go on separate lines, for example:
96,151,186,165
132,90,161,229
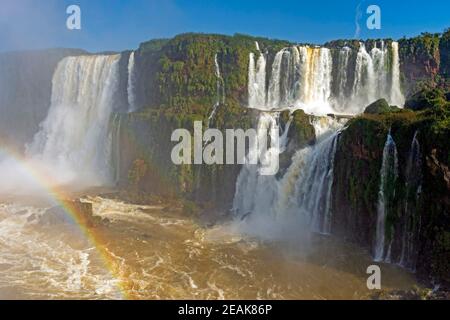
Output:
26,54,120,188
248,41,404,115
0,196,417,299
127,52,137,113
374,133,399,262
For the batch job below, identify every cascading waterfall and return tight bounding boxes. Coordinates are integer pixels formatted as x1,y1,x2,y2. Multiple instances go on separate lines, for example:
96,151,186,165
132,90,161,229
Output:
232,113,344,237
207,54,225,126
127,51,137,112
399,131,422,270
302,125,340,234
267,50,284,109
390,42,405,107
275,118,342,233
236,40,405,239
352,43,376,109
232,112,280,217
247,41,404,115
334,47,351,109
112,113,123,185
198,53,226,199
27,54,121,187
248,43,267,109
374,132,399,262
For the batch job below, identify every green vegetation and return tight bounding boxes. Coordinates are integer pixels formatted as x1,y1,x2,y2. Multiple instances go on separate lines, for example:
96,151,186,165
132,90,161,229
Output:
334,89,450,285
440,29,450,77
364,98,401,114
136,33,292,117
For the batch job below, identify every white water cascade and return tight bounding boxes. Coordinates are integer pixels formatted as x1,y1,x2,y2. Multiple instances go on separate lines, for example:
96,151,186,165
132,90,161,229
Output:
248,44,267,109
235,40,406,241
208,54,225,126
374,132,399,262
390,42,405,107
399,131,422,270
293,126,340,234
232,114,344,237
27,54,121,187
247,41,404,115
127,51,137,112
232,112,281,218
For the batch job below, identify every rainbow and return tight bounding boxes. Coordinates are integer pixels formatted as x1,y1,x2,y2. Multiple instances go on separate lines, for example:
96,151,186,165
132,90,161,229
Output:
0,144,131,299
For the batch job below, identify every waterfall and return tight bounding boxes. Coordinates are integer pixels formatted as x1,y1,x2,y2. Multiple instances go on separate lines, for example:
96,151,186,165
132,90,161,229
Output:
248,42,267,109
27,54,121,187
352,43,377,110
399,131,422,270
290,128,340,234
112,113,123,185
127,52,137,112
310,48,333,111
247,41,404,115
208,54,225,126
237,40,405,240
390,42,405,106
334,47,351,110
232,114,343,237
374,132,399,262
232,112,280,217
267,50,285,109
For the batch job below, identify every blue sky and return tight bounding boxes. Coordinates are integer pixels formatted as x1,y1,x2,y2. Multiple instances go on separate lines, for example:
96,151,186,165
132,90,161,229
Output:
0,0,448,52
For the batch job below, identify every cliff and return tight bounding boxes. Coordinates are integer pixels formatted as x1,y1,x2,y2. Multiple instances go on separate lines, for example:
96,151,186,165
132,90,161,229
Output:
399,29,450,96
1,30,448,288
332,92,450,286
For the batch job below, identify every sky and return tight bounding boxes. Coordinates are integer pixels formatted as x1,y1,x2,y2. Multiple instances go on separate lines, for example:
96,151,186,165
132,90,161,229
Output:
0,0,449,52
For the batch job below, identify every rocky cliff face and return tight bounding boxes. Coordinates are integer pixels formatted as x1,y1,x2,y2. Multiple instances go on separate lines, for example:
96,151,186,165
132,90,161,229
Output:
1,31,448,287
332,99,450,286
112,34,294,210
112,33,449,286
399,30,450,96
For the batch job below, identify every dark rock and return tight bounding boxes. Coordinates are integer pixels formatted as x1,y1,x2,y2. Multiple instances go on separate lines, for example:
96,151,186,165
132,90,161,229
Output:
38,200,98,228
364,99,391,114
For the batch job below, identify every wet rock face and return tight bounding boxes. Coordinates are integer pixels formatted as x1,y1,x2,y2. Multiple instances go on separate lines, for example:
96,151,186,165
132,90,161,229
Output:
364,99,401,114
399,30,450,96
36,200,104,228
332,105,450,288
399,33,441,93
331,116,386,247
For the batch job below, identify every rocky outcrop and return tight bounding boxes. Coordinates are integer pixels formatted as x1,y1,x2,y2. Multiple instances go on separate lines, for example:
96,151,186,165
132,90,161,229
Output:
364,99,401,114
34,200,105,228
113,34,293,211
399,30,450,96
332,97,450,287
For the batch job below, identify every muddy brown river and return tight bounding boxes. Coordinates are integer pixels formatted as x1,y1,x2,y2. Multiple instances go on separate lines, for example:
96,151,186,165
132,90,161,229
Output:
0,196,417,299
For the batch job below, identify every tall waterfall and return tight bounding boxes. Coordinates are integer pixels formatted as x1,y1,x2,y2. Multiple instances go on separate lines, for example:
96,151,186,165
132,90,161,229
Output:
374,132,399,262
399,131,422,270
234,40,406,240
248,45,267,109
247,41,404,115
208,54,225,126
232,112,280,217
232,113,343,237
112,113,123,185
390,42,405,107
295,128,340,234
127,52,137,112
27,54,121,187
